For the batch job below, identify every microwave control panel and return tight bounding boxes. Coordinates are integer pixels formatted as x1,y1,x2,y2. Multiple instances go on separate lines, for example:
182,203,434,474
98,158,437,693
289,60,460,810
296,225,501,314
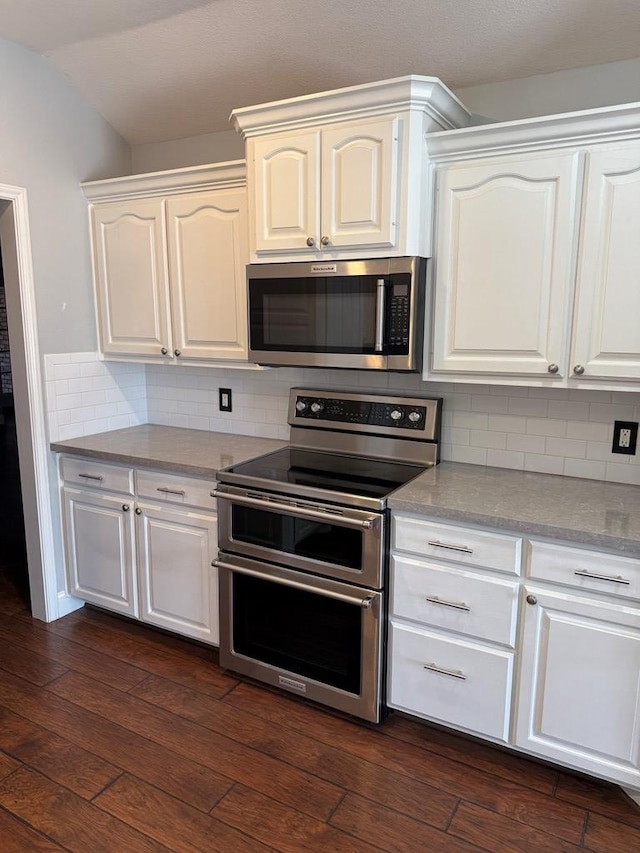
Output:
387,283,411,353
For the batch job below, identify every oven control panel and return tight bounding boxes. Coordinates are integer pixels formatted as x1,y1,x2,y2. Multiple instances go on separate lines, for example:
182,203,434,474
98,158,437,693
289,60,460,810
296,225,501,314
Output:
292,393,430,432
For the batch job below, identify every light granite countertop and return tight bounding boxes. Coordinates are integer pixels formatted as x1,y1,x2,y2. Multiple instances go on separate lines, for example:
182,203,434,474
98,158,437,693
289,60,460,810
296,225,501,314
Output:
389,461,640,557
51,426,640,557
50,425,286,478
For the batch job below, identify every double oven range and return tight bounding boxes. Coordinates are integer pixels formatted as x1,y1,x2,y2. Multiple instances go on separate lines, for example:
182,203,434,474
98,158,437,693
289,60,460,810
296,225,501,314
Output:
214,388,442,722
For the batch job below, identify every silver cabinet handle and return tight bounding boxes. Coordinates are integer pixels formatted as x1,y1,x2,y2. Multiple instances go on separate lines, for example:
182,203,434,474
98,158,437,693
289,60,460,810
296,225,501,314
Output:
423,663,466,680
213,559,377,609
547,363,559,374
156,487,186,496
122,504,130,512
574,569,630,585
374,278,386,353
427,540,473,555
135,507,142,515
320,235,330,246
526,594,537,605
211,489,376,530
306,236,316,247
161,347,168,355
78,473,104,482
174,349,181,357
573,364,585,375
425,595,470,612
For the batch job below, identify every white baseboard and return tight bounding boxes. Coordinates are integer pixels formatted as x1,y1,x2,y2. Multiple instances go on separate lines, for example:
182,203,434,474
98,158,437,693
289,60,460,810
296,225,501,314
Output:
56,591,85,619
621,787,640,809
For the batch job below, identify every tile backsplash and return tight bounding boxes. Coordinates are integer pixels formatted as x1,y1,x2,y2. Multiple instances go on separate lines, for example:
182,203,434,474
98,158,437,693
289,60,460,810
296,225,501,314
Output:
45,352,640,486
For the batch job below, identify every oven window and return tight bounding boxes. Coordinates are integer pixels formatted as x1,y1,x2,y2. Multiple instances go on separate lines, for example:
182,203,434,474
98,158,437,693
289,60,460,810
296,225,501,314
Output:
232,572,362,693
231,505,362,569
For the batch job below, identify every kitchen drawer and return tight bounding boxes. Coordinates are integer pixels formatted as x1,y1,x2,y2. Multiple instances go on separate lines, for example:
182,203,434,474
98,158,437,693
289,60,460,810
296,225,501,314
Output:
392,514,522,575
528,540,640,601
391,555,518,647
388,621,513,742
60,456,134,495
135,468,217,512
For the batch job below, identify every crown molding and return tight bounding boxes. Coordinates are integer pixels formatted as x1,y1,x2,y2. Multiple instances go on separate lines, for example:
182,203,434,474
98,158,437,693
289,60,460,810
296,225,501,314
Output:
427,101,640,161
82,160,246,202
231,75,471,138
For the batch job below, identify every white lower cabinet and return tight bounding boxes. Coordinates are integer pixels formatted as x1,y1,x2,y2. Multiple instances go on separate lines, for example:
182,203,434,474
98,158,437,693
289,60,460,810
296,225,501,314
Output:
389,511,640,791
136,501,219,644
515,585,640,789
60,456,219,644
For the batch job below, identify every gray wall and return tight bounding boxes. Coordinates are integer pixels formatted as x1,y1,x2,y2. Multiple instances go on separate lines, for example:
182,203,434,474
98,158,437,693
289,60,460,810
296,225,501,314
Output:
0,37,131,355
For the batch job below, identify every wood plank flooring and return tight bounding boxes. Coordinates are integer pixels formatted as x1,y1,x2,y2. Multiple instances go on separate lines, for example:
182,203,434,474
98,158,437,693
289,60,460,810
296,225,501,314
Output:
1,568,640,852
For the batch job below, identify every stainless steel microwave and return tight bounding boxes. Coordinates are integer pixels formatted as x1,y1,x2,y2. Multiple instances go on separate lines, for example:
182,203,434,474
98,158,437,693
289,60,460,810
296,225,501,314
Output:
247,257,426,371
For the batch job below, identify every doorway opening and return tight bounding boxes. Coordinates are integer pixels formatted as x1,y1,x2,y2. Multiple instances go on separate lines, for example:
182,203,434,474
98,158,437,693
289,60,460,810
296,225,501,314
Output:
0,240,30,608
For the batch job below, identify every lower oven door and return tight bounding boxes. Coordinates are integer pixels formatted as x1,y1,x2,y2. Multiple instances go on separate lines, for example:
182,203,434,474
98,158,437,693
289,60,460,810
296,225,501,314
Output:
216,554,384,723
214,484,384,588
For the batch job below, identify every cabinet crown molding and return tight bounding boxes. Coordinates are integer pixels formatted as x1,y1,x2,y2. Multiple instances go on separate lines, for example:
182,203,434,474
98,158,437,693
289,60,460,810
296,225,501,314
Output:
427,101,640,161
231,75,471,138
82,160,246,202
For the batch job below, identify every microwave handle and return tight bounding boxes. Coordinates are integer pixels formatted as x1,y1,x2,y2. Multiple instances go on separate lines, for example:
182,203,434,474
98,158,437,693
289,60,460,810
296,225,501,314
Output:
374,278,386,352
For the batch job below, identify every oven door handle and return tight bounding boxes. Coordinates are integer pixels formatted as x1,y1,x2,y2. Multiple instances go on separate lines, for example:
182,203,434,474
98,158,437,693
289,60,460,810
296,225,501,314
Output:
211,489,377,530
213,559,377,609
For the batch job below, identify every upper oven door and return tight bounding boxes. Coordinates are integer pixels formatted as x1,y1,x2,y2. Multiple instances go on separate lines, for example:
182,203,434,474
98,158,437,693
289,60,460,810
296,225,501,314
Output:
214,484,385,588
247,258,421,370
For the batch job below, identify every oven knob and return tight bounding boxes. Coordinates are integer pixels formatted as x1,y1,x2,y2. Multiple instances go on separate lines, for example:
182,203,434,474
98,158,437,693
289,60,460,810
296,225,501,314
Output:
408,410,422,423
310,401,325,414
390,409,404,422
295,400,308,413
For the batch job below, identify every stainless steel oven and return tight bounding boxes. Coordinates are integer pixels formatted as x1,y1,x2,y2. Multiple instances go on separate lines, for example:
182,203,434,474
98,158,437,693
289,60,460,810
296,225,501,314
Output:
214,388,442,723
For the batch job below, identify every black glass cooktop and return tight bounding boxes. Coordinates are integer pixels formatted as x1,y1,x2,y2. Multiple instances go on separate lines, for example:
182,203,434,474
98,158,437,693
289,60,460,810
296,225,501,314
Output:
219,447,426,504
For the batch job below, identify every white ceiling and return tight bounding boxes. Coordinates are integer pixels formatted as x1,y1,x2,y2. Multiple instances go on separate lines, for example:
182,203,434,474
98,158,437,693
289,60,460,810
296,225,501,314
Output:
2,0,640,145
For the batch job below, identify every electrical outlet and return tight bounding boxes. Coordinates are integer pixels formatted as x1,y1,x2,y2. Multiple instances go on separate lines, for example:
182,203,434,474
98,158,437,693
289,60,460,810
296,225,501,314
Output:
612,420,638,455
219,388,232,412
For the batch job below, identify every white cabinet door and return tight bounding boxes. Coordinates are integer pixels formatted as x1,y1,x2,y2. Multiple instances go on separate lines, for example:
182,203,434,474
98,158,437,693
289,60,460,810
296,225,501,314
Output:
250,131,320,253
570,143,640,382
62,487,137,616
516,585,640,788
431,151,580,378
91,199,172,359
166,190,249,361
321,118,399,250
136,502,219,644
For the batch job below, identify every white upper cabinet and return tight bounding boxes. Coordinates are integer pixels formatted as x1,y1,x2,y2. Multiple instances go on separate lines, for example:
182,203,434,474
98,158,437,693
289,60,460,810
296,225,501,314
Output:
84,162,249,364
426,103,640,389
431,151,581,378
232,76,470,262
570,142,640,381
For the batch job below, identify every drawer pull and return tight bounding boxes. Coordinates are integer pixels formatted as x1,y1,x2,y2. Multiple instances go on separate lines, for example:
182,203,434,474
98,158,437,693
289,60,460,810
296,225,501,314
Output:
156,487,186,497
574,569,631,585
425,595,471,612
423,663,467,680
427,539,473,555
78,473,104,482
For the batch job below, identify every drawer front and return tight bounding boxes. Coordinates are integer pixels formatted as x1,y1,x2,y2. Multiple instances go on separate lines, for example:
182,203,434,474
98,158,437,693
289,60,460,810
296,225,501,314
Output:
388,621,513,742
135,468,217,512
391,556,518,647
60,456,134,495
393,515,522,575
528,540,640,601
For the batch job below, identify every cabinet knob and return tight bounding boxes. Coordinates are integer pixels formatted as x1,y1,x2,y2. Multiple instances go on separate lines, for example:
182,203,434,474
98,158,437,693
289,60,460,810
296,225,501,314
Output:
526,594,537,605
174,349,181,357
306,236,316,247
320,235,330,247
547,363,559,374
161,347,168,355
135,507,142,515
573,364,585,375
122,504,130,512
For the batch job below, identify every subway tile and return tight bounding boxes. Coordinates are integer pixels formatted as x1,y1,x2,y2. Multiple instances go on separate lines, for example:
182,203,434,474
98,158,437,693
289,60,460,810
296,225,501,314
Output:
605,462,640,485
507,397,549,417
447,427,470,446
450,412,489,430
524,453,565,475
471,394,510,414
566,420,611,442
506,433,546,454
547,400,590,420
568,388,612,403
545,437,587,458
486,449,525,470
589,402,636,422
487,414,527,433
586,441,623,462
564,458,607,481
469,430,506,450
526,417,567,437
449,445,488,465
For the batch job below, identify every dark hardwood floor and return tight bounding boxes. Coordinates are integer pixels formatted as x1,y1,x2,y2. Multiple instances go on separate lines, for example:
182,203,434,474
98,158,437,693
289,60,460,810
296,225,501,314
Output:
0,570,640,851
